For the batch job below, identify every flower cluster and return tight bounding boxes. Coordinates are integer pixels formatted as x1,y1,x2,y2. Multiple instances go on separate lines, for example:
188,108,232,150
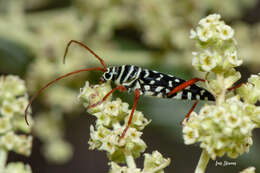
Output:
78,81,170,171
0,75,33,173
237,73,260,127
183,96,255,159
238,73,260,104
183,14,259,172
191,14,242,72
0,75,33,156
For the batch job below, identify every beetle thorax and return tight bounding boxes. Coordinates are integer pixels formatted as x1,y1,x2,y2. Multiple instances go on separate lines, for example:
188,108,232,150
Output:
101,65,141,86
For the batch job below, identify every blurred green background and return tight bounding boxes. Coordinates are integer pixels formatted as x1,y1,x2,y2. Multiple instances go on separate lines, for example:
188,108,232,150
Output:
1,0,260,172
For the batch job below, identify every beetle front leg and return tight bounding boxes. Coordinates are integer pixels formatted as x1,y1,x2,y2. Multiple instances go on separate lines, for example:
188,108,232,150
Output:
88,85,127,109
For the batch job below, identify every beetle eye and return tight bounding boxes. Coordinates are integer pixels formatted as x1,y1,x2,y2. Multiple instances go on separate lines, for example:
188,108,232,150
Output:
104,73,111,79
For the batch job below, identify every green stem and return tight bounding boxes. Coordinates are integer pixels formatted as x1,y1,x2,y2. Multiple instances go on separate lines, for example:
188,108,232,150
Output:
0,148,7,172
216,73,225,106
195,150,210,173
125,154,136,169
149,158,171,173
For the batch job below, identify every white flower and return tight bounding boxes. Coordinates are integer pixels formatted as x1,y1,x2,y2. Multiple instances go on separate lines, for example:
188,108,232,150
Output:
199,105,214,117
225,50,242,66
14,135,33,156
143,151,171,173
95,112,111,126
197,26,213,42
0,100,15,117
0,131,17,150
104,100,121,117
109,162,141,173
217,24,234,40
126,111,151,130
183,126,199,144
224,113,241,128
199,14,221,27
0,117,12,133
213,107,225,123
199,50,217,71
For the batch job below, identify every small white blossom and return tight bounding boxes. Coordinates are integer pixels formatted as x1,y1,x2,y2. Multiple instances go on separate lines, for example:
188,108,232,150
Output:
238,74,260,105
0,131,17,150
183,126,199,144
143,151,171,173
0,100,15,117
0,117,12,134
109,162,141,173
199,50,217,72
14,135,33,156
217,24,234,40
104,99,122,117
197,26,213,42
225,50,242,67
199,14,221,27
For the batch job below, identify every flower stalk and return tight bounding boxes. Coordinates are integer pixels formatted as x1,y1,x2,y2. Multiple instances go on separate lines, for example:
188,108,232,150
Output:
195,150,210,173
0,148,7,172
125,153,136,169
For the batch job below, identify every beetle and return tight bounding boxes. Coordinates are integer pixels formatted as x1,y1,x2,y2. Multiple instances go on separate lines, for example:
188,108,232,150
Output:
25,40,216,138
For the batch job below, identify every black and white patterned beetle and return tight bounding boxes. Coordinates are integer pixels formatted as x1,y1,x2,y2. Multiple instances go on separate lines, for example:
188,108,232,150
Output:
101,65,214,100
25,40,215,138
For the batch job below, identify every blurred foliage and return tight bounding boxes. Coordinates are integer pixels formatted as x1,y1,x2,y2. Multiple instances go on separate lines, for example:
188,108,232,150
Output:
0,0,260,172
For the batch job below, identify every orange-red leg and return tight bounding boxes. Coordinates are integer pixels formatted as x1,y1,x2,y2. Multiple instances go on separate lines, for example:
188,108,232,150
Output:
166,78,204,125
168,78,205,97
228,82,244,91
166,78,244,125
181,100,198,125
88,85,127,108
167,77,243,96
120,89,141,139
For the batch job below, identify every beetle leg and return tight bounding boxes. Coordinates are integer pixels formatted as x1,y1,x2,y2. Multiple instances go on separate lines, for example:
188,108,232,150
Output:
88,85,127,108
120,89,140,139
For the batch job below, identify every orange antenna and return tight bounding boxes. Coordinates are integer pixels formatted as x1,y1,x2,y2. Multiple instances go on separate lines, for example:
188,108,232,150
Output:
24,67,106,126
63,40,107,70
25,40,108,125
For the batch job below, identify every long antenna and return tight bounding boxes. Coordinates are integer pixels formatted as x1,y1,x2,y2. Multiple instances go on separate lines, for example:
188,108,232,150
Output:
63,40,107,70
25,40,108,126
24,67,106,125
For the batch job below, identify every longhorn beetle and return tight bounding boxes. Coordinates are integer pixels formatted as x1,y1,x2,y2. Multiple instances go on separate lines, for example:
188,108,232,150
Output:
25,40,217,139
